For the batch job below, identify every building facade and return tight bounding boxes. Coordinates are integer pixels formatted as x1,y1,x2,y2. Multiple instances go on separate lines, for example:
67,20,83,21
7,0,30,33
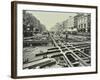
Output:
74,13,91,33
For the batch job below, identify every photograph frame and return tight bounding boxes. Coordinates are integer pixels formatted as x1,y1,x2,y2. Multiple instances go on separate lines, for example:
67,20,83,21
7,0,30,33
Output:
11,1,98,78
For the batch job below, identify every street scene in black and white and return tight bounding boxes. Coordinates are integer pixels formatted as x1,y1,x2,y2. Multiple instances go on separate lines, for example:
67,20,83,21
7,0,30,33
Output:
23,10,91,69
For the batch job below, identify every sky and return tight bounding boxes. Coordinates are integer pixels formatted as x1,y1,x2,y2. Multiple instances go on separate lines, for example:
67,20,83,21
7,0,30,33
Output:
26,10,77,31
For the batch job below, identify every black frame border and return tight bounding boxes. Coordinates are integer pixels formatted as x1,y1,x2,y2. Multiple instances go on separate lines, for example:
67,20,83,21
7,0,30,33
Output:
11,1,98,79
